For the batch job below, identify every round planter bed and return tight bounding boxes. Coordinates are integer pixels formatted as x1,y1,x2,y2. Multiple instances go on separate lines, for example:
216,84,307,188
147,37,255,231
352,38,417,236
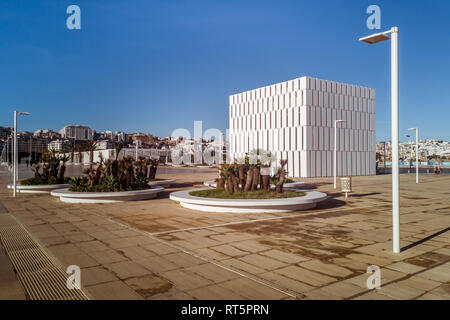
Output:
51,186,165,203
7,184,70,194
203,180,305,190
148,179,176,187
170,188,327,213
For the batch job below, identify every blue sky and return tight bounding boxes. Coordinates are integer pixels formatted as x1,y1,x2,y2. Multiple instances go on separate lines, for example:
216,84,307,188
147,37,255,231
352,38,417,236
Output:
1,0,449,141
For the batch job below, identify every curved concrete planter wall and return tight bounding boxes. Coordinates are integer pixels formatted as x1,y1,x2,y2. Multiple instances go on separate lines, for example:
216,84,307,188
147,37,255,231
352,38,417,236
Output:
51,186,164,203
203,180,305,190
170,188,327,213
7,184,70,194
148,179,176,187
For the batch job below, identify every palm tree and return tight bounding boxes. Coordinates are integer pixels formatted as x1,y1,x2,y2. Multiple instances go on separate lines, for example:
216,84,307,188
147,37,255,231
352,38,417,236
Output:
114,141,124,161
76,145,85,164
85,140,98,164
68,142,76,163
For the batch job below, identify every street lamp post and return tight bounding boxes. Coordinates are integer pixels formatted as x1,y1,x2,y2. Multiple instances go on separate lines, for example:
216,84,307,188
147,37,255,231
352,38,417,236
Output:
360,27,400,253
13,111,30,197
334,120,345,189
134,140,141,161
408,128,419,184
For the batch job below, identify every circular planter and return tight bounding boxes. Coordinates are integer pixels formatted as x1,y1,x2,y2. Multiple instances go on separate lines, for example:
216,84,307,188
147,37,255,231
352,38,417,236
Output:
203,180,305,190
169,188,327,213
51,186,165,203
7,184,70,194
148,179,176,187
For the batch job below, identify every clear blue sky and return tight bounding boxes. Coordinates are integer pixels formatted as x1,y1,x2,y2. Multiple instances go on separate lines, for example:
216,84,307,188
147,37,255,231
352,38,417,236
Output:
1,0,449,141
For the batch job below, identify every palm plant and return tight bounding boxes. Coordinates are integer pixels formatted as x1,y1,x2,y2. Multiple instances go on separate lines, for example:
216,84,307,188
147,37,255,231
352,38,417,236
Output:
68,142,76,163
85,140,98,164
114,141,124,161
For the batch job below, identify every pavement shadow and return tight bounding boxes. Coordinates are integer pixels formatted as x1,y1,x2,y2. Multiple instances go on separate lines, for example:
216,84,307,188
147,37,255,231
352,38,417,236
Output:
349,192,382,198
315,197,347,210
401,227,450,252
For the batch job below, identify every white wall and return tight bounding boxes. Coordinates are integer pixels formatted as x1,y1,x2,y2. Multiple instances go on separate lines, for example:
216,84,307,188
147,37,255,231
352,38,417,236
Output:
229,76,376,177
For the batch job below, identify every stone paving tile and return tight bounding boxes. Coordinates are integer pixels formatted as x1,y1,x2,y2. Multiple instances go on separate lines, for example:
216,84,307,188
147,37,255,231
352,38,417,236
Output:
195,247,231,261
186,263,240,283
39,235,70,247
124,274,173,299
260,249,310,264
318,281,366,298
64,232,95,243
141,242,180,255
274,265,337,287
230,240,271,253
81,266,119,286
116,246,156,260
89,230,120,241
427,284,450,299
75,240,110,253
353,291,396,300
221,258,266,275
85,280,145,300
345,253,393,267
57,252,100,269
172,237,223,250
161,269,213,291
303,288,341,300
330,257,369,272
105,261,152,280
87,249,128,265
163,252,205,268
395,276,441,292
102,236,145,249
134,255,179,274
416,263,450,283
386,261,426,274
218,278,289,300
238,254,287,271
299,260,353,278
259,272,314,295
210,244,248,257
416,292,448,300
188,284,246,300
377,283,425,300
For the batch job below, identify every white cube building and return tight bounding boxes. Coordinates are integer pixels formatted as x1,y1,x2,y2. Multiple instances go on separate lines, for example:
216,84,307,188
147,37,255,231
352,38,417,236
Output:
229,76,376,178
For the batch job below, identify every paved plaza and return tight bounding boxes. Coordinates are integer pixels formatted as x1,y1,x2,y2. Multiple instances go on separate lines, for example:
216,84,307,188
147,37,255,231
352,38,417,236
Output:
0,166,449,300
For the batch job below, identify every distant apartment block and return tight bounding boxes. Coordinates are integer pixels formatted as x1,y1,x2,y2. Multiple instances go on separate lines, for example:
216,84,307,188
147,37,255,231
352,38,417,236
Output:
59,125,94,140
48,139,70,151
229,76,376,178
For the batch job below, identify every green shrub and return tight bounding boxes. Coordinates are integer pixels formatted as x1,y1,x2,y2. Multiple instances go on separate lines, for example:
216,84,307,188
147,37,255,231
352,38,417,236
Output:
21,177,70,186
190,189,305,199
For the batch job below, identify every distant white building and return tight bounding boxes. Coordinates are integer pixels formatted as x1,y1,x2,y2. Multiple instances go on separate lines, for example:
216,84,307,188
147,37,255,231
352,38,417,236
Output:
229,76,376,178
59,125,94,140
48,139,70,151
95,140,113,150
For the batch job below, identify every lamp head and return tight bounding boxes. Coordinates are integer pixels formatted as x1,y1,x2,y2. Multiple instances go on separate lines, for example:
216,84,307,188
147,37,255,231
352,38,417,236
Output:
359,31,391,44
18,112,30,116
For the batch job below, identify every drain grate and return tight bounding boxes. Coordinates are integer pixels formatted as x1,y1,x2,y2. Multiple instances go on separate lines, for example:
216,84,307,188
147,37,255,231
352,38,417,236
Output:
0,220,89,300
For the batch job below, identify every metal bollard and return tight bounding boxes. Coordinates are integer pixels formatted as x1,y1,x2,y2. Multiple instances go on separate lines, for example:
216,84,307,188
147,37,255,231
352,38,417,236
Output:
341,177,352,198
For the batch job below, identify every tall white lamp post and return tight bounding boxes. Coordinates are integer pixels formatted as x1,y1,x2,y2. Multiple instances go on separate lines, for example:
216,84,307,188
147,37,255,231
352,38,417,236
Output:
360,26,400,253
408,128,419,184
334,120,345,189
13,111,30,197
133,140,141,161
